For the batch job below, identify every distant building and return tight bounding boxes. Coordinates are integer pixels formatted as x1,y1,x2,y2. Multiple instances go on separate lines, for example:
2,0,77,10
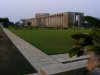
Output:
35,13,50,18
25,12,84,28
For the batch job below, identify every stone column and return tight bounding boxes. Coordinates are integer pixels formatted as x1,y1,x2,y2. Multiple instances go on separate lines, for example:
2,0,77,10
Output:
57,15,59,27
78,14,80,27
53,15,55,27
49,16,51,27
46,17,48,27
52,16,54,27
61,14,63,28
34,18,36,27
48,17,50,27
51,16,53,27
63,13,68,28
59,15,61,28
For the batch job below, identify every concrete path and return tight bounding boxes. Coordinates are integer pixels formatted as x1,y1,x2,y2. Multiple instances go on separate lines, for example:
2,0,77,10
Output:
50,54,88,63
2,27,62,75
2,27,88,75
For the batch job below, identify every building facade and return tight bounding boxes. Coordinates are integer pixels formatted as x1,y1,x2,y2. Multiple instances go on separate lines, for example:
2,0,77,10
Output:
25,12,84,28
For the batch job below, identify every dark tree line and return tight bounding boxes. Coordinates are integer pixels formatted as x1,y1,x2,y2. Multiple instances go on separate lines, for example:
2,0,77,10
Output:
84,16,100,28
0,17,14,28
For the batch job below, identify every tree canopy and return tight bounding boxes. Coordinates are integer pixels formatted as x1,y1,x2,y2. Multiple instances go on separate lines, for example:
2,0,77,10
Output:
84,16,100,28
69,16,100,57
0,17,9,28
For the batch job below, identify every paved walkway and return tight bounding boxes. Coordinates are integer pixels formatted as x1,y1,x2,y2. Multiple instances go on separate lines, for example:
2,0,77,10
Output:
2,27,88,75
0,26,37,75
50,54,88,63
2,27,62,75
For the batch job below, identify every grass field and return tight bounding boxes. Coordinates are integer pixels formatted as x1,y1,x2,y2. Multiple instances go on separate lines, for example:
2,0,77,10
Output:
9,28,91,55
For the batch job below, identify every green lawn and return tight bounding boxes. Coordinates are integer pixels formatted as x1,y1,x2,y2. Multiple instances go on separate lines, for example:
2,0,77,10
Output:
9,28,91,55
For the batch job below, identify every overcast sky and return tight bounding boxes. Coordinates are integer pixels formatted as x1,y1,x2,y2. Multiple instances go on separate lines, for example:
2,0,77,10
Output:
0,0,100,22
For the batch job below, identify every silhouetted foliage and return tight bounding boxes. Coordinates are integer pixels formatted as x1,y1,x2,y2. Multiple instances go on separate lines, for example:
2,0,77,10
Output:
69,16,100,57
69,33,94,57
0,17,9,28
84,16,100,28
26,21,32,29
27,21,31,26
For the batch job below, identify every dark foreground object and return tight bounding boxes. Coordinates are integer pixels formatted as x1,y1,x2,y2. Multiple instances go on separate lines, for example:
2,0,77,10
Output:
0,28,37,75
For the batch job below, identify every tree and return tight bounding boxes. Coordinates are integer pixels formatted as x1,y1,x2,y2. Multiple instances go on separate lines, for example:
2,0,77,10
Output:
20,19,25,27
26,21,32,29
84,16,100,28
0,17,9,28
69,16,100,73
27,21,31,26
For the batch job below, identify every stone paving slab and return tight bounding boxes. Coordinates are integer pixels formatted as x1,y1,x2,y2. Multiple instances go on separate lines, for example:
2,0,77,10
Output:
2,27,88,75
50,54,88,63
2,27,62,74
40,60,87,75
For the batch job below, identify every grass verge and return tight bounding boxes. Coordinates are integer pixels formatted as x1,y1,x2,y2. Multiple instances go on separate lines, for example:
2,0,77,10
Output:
9,28,91,55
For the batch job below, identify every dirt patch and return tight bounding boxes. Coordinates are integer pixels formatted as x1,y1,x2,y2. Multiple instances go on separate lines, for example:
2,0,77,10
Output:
0,28,37,75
